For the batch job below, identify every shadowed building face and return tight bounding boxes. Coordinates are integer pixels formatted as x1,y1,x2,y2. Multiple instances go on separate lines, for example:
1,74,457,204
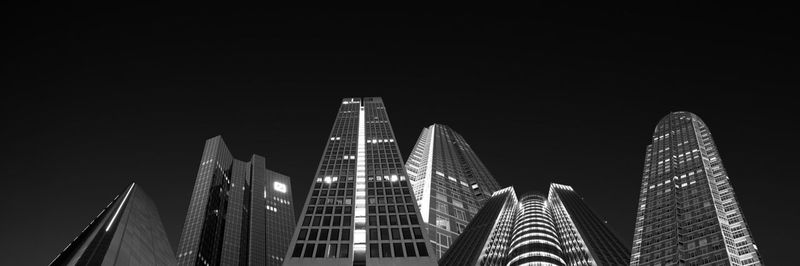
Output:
175,136,295,266
50,183,177,266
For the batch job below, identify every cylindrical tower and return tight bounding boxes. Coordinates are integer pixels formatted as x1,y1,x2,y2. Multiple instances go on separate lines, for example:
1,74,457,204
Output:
507,192,565,266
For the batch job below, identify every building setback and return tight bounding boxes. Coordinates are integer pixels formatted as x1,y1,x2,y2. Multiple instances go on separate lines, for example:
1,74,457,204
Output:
284,97,437,266
405,124,502,258
441,184,630,266
175,136,295,266
50,183,176,266
630,112,762,266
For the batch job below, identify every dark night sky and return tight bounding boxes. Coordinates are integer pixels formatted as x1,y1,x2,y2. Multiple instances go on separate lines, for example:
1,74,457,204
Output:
3,4,797,265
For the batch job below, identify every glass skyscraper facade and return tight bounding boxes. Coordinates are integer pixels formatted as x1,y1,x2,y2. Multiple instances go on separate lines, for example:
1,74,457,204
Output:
630,112,762,266
50,183,176,266
405,124,502,258
441,184,629,266
549,184,630,265
176,136,295,266
284,97,437,266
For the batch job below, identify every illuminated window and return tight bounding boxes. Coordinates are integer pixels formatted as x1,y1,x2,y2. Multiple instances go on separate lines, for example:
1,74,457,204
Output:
274,181,287,193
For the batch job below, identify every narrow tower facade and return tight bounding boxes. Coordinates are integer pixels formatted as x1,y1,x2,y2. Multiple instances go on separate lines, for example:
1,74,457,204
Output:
175,136,295,266
630,112,762,266
405,124,502,258
50,183,176,266
284,97,437,266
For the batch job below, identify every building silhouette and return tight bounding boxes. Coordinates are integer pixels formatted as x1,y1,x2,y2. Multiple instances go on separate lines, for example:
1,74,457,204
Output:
630,112,762,265
50,183,176,266
284,97,437,266
175,136,295,266
405,124,502,258
441,184,629,266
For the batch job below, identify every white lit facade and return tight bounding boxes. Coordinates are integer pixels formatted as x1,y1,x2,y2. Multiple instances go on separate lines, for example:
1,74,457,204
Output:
630,112,762,266
405,124,502,258
441,184,629,266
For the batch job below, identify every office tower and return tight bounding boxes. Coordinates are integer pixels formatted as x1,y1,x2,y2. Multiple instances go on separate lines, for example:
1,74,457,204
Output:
630,112,762,266
438,187,519,266
441,184,629,266
405,124,502,258
176,136,295,266
284,97,437,266
50,183,176,266
549,184,630,265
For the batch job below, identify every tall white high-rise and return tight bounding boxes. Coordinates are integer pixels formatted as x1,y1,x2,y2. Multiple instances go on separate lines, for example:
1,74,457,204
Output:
404,124,502,258
630,112,762,266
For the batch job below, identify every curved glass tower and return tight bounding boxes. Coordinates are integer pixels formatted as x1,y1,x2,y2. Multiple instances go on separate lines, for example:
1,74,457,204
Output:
507,192,565,266
441,184,628,266
630,112,762,266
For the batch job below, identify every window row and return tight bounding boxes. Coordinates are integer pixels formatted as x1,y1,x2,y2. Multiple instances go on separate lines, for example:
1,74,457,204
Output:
291,243,350,258
297,228,351,241
368,204,418,215
301,215,352,227
312,190,354,197
370,242,429,258
368,214,420,226
368,227,424,241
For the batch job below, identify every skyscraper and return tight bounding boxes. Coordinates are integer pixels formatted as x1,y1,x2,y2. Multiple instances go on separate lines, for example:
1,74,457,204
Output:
441,184,629,266
284,97,437,266
175,136,295,266
405,124,502,258
50,183,176,266
630,112,762,266
549,184,630,265
438,187,519,266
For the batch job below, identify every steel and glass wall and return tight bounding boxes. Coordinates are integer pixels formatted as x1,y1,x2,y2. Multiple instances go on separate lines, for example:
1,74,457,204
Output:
284,97,436,266
176,136,295,266
548,184,630,265
630,112,762,266
439,187,518,266
50,183,176,266
405,124,501,258
442,184,629,266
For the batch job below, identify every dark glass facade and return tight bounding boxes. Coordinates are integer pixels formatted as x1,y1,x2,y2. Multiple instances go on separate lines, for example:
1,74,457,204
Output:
441,184,629,266
175,136,295,266
284,97,437,266
50,183,176,266
405,124,502,258
549,184,630,265
630,112,762,266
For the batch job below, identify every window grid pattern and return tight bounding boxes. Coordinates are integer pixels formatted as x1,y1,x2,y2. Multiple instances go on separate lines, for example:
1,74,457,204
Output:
630,112,763,266
405,124,502,258
285,98,436,266
176,136,295,266
442,185,630,266
439,187,518,266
